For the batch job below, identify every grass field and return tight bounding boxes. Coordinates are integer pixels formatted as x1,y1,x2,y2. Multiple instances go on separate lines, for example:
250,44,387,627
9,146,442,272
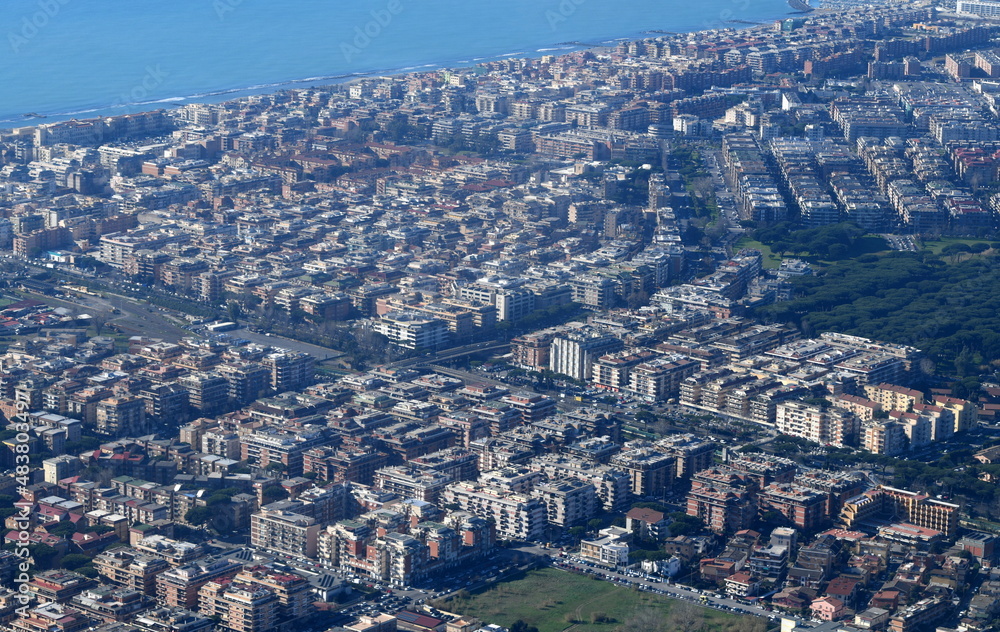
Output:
734,238,781,269
440,568,744,632
917,236,994,255
736,235,890,268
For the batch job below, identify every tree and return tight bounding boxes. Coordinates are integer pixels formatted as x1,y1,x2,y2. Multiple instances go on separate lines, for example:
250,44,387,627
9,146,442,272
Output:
587,518,604,531
261,485,288,505
632,501,667,512
91,314,107,337
27,544,60,569
667,601,705,632
60,554,92,570
668,513,704,536
634,411,658,424
185,506,213,526
509,621,538,632
75,565,99,579
46,522,77,538
627,290,650,310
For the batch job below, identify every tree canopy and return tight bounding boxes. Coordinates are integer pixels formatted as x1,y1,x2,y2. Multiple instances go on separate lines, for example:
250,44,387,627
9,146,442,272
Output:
752,221,879,260
757,250,1000,375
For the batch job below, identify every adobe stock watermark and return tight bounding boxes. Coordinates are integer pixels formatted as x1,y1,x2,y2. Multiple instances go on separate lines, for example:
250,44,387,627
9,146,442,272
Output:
341,0,405,63
546,0,587,32
214,0,245,21
8,0,72,55
110,65,171,109
11,402,34,617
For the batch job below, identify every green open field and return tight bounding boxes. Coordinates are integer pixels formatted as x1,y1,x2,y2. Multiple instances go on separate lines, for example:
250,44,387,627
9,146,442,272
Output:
440,568,750,632
736,235,890,268
917,236,995,255
734,238,781,269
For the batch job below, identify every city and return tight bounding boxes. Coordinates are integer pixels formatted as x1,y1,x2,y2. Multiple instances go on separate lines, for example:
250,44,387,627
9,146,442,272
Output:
5,2,1000,632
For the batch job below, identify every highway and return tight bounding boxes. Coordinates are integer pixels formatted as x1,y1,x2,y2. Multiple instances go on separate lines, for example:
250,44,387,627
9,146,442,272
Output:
388,340,512,368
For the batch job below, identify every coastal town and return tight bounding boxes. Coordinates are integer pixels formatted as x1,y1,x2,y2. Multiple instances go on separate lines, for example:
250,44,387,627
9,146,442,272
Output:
6,2,1000,632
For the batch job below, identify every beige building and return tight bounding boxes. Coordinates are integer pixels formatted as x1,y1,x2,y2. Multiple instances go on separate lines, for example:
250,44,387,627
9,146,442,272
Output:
93,548,170,596
840,486,960,537
580,527,631,568
775,401,859,447
863,383,922,412
198,581,278,632
250,507,320,558
832,394,882,422
533,479,598,528
862,420,907,456
611,445,676,497
441,482,547,541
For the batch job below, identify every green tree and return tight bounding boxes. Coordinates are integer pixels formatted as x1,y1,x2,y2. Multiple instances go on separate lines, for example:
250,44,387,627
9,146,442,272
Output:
75,566,99,579
46,522,77,538
509,621,538,632
60,554,92,570
185,506,213,526
27,544,60,569
668,512,703,536
261,485,288,505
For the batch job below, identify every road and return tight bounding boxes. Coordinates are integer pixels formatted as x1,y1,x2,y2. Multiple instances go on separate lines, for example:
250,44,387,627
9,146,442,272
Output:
230,326,346,362
424,364,507,387
389,341,512,369
9,287,192,341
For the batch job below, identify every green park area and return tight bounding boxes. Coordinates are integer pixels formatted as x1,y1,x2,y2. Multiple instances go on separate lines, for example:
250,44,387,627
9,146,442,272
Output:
440,568,762,632
917,237,996,256
736,224,889,270
734,237,781,269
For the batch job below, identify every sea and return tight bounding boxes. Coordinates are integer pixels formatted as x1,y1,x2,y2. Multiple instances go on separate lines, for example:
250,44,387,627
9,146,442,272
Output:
0,0,795,128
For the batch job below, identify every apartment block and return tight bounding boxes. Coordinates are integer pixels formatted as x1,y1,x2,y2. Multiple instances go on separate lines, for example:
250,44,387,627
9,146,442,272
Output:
840,486,960,537
93,547,171,596
759,483,828,530
441,482,547,541
775,401,859,447
250,506,320,558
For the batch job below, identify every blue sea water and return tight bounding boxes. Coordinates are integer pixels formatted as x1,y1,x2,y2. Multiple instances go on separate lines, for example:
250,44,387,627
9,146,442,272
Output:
0,0,793,127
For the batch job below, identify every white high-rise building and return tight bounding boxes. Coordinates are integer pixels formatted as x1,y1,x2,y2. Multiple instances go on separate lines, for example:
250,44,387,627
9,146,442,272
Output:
549,331,623,381
957,0,1000,17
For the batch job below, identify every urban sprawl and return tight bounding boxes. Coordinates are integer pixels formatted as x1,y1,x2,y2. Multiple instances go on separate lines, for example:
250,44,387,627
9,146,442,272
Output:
6,2,1000,632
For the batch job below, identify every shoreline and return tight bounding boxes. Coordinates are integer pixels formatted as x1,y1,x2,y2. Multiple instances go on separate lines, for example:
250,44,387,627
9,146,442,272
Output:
0,10,803,133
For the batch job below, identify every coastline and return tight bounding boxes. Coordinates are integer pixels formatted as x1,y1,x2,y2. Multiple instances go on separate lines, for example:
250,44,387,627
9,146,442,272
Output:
0,12,797,133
